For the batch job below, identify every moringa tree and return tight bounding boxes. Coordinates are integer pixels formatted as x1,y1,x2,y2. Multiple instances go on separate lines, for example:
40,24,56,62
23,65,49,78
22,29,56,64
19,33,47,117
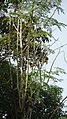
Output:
0,0,66,119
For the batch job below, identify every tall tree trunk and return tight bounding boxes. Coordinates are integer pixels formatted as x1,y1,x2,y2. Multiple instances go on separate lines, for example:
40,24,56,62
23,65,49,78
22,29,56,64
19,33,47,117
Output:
25,32,30,93
8,14,18,119
8,13,14,119
20,18,23,87
19,17,23,110
8,14,13,89
18,1,25,118
16,17,19,91
19,18,26,119
19,17,25,119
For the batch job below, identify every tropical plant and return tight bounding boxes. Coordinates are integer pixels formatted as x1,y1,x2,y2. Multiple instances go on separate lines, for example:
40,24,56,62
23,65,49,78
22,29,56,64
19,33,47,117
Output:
0,0,66,119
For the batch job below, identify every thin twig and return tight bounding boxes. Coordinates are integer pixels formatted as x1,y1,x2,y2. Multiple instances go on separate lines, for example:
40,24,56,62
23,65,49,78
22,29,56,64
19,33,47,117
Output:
13,22,18,31
49,7,57,19
47,50,60,83
48,39,58,47
54,43,67,51
58,50,67,64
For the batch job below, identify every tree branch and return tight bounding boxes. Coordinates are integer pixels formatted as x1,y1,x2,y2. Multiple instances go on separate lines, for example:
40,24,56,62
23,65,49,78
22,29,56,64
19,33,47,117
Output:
47,50,60,83
49,96,67,119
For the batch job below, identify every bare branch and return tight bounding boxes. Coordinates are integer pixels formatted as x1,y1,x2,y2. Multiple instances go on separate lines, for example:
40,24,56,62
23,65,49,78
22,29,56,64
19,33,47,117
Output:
61,50,67,63
13,22,18,31
47,50,60,83
48,38,58,47
54,43,67,51
49,7,57,19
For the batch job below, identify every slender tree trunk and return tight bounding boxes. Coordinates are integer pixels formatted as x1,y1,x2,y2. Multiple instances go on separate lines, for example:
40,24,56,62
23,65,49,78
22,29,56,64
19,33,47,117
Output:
8,14,13,89
19,17,25,119
16,17,22,113
18,1,26,118
20,18,23,88
25,32,30,93
19,17,23,111
26,106,32,119
16,17,19,91
8,14,18,119
8,13,14,119
19,1,30,118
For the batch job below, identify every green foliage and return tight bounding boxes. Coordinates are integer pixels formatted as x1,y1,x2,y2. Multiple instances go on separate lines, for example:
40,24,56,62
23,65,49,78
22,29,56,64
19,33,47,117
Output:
59,117,67,119
29,85,63,119
0,62,63,119
0,61,19,119
0,0,65,67
0,0,66,119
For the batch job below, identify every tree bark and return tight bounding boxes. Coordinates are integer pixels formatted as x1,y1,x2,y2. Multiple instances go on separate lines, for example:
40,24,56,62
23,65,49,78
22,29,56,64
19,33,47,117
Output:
16,17,19,91
8,14,13,89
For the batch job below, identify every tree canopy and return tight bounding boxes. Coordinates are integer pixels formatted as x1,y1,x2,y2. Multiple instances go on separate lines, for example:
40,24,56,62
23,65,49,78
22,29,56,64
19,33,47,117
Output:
0,0,67,119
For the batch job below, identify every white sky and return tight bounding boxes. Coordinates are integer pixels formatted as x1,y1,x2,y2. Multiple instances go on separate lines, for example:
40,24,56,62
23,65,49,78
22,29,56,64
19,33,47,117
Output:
46,0,67,109
55,0,67,102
